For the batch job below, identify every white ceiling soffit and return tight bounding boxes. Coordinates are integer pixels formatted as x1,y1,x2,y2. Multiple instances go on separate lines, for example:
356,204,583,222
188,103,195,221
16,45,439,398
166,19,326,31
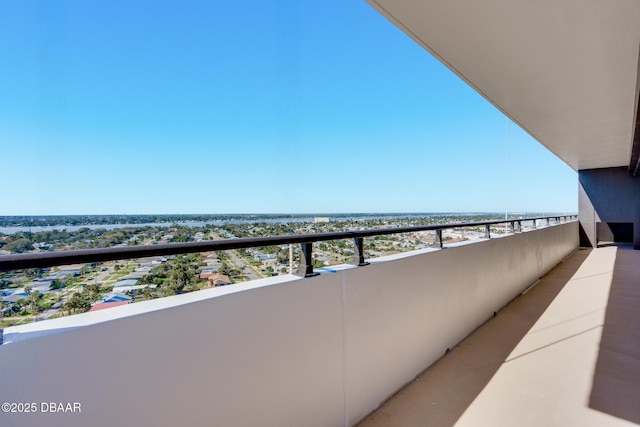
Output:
367,0,640,171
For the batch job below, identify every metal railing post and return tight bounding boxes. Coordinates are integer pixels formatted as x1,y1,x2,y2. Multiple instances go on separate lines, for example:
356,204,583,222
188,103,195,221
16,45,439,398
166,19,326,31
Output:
516,220,522,232
435,229,443,249
352,237,370,266
297,242,319,277
546,218,550,226
484,224,491,239
509,221,515,234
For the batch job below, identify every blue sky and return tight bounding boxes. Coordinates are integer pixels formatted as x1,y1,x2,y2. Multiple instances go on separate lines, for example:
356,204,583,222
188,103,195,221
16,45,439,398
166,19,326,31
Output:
0,0,577,215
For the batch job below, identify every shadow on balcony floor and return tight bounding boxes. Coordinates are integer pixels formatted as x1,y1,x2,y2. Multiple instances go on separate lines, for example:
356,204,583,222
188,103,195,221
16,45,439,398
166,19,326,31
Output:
589,244,640,424
357,247,597,427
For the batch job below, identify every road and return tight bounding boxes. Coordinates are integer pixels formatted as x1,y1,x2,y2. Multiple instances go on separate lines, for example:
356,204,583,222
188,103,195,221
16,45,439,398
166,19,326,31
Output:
227,250,261,281
210,233,263,281
37,264,115,321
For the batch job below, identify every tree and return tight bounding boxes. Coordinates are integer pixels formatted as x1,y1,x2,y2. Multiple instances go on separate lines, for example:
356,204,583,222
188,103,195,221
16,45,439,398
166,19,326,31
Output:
30,291,42,321
141,286,156,301
84,284,103,302
163,263,192,296
4,238,33,253
49,279,64,290
0,300,10,323
65,274,80,287
62,292,91,315
9,303,21,324
14,299,29,315
312,258,326,269
219,262,231,276
277,250,289,265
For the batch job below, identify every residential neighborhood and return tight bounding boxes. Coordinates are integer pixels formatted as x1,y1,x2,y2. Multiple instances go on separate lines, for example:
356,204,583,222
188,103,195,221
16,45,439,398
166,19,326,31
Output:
0,213,537,327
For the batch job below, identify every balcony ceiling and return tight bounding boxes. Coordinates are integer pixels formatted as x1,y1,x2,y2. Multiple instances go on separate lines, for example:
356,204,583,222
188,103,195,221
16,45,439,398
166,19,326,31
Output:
367,0,640,171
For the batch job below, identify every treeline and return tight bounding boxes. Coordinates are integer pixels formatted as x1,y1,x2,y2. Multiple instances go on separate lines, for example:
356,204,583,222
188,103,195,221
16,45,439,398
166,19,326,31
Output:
0,214,312,227
0,213,509,228
0,227,156,253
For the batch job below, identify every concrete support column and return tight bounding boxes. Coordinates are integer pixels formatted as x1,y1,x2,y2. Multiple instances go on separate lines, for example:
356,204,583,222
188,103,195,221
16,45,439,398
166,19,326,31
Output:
578,167,640,249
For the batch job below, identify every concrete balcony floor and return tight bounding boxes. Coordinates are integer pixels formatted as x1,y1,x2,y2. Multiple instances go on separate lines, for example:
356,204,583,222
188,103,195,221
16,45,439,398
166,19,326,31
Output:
358,244,640,427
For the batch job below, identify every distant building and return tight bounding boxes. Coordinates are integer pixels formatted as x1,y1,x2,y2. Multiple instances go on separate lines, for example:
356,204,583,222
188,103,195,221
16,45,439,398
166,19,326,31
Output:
32,242,52,250
3,293,28,304
51,269,80,279
101,293,133,304
27,283,52,293
206,273,231,287
253,251,276,261
90,301,131,312
314,217,330,223
112,278,140,288
58,264,84,272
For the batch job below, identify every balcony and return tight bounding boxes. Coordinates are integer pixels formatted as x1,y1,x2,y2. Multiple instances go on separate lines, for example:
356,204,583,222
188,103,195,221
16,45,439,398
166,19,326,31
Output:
359,243,640,426
2,0,640,425
0,219,580,427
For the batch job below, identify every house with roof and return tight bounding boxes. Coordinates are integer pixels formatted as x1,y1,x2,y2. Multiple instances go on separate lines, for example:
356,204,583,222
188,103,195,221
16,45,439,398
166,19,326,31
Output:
2,292,29,305
206,272,231,287
0,289,17,298
112,278,139,289
101,293,132,304
89,300,131,312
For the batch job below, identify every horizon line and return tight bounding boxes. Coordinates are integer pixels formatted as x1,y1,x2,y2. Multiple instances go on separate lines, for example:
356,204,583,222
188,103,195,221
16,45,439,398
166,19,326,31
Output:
0,211,577,217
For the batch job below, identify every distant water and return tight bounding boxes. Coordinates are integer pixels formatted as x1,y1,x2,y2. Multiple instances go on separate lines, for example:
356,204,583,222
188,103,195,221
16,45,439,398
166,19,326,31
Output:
0,214,431,234
0,220,304,235
0,213,509,235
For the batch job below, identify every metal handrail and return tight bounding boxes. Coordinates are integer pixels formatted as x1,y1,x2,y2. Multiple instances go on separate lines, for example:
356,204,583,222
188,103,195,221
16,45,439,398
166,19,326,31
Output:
0,215,577,274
